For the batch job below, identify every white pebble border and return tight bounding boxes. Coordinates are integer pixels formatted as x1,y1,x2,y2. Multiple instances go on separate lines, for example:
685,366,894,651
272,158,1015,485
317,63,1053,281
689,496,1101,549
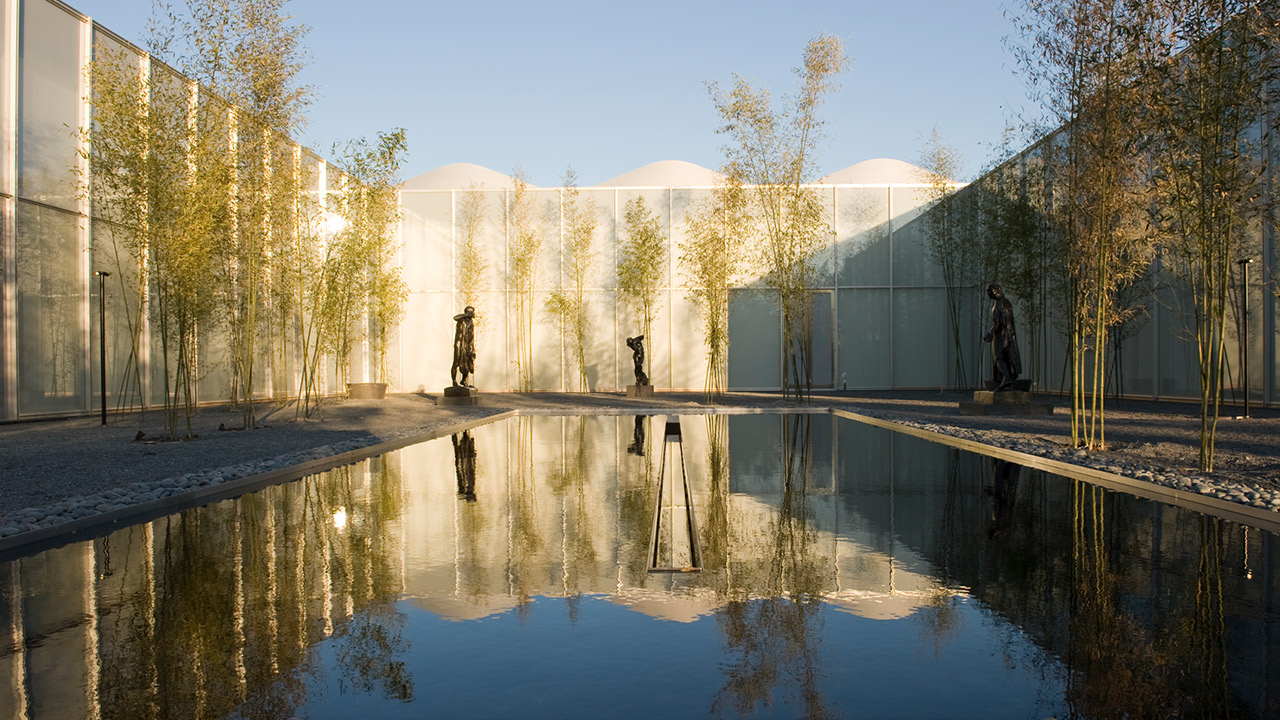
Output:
2,409,1276,541
879,414,1280,512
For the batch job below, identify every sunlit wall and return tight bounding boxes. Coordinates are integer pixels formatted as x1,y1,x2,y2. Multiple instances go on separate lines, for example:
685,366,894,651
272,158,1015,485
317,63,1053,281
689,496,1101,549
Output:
396,176,966,393
0,0,357,420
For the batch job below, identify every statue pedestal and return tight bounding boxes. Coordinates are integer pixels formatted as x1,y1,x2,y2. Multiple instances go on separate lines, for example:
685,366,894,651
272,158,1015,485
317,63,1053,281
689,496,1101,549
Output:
438,386,479,406
626,384,654,398
959,384,1053,416
347,382,387,399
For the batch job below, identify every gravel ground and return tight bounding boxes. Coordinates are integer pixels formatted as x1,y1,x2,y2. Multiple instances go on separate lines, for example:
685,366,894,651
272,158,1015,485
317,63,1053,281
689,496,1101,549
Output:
1,390,1277,542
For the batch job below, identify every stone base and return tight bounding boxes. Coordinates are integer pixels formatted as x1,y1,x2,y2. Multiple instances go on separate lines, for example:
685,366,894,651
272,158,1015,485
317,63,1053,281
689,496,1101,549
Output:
973,390,1033,404
626,384,654,398
960,388,1053,416
438,386,479,406
960,382,1053,415
347,382,387,399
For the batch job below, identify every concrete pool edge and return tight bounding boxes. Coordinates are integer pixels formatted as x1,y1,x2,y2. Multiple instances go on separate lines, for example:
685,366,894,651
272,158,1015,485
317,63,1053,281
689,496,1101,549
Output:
832,408,1280,534
3,403,1277,560
0,411,518,561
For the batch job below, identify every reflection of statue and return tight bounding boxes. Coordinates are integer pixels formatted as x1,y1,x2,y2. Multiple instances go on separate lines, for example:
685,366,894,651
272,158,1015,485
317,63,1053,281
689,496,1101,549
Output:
626,335,649,386
627,415,646,456
987,459,1021,540
982,284,1022,391
451,306,476,388
453,430,477,502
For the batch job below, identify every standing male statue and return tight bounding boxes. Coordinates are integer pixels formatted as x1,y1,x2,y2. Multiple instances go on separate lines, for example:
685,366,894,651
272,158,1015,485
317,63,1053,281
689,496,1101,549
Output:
451,306,476,388
626,335,649,386
983,283,1022,391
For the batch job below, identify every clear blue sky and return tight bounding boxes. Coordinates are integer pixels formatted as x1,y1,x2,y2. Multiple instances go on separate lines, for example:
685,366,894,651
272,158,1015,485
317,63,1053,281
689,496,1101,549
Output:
68,0,1034,186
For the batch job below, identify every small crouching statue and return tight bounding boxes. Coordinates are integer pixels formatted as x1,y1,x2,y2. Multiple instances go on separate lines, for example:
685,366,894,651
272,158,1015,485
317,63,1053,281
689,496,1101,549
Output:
451,306,476,388
982,283,1022,391
626,335,649,387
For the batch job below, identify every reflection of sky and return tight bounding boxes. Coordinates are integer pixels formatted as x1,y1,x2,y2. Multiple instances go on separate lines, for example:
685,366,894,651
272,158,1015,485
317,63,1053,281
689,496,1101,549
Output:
295,596,1064,720
398,415,949,623
9,413,1270,718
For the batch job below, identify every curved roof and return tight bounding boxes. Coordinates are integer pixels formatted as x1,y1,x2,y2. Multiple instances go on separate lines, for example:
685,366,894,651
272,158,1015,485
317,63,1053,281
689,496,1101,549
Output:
400,163,523,190
594,160,723,188
818,157,939,186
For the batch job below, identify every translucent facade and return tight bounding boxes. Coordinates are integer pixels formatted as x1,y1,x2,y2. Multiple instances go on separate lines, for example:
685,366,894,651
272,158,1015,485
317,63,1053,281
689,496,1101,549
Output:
3,0,1275,419
397,171,968,394
0,0,359,419
950,135,1278,406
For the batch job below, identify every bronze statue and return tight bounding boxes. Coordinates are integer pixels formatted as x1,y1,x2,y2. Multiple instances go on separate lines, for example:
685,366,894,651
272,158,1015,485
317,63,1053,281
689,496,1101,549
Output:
453,429,477,502
982,284,1021,391
627,415,647,456
626,335,649,386
451,306,476,388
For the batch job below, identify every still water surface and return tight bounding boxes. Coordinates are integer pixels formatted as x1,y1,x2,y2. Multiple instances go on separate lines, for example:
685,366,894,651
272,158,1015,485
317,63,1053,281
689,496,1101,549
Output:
1,413,1278,718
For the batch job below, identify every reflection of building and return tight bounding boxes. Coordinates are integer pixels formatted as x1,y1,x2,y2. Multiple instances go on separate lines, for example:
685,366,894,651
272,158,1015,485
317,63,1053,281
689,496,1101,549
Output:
0,458,409,718
395,415,953,623
3,414,1278,716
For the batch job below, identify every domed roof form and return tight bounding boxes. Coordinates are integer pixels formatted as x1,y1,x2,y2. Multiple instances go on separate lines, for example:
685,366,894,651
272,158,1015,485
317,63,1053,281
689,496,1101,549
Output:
400,163,523,190
594,160,724,188
818,158,939,186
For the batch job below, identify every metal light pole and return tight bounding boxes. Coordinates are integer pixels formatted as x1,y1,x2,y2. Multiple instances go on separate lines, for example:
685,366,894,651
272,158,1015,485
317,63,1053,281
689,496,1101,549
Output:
94,270,111,425
1236,258,1254,419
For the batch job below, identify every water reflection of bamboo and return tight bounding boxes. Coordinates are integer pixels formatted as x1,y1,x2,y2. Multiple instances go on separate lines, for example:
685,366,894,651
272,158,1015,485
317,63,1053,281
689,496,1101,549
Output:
619,416,659,587
713,414,833,720
700,415,731,592
1194,516,1230,712
508,416,541,619
1065,479,1182,718
553,417,598,614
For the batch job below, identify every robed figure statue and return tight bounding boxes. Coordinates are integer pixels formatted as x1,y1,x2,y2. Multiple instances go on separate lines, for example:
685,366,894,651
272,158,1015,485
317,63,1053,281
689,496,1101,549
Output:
982,283,1022,391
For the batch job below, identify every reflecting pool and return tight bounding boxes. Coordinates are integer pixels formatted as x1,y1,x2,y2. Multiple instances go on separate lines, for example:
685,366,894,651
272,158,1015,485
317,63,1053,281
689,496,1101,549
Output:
2,413,1279,718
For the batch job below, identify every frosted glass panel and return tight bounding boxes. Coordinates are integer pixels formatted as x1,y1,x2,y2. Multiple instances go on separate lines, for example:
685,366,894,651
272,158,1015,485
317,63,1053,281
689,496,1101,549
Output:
198,324,232,404
836,188,889,287
452,188,507,293
91,221,144,409
616,189,671,290
809,291,833,387
0,0,11,191
1156,279,1198,398
531,189,561,289
585,188,617,289
1116,294,1156,398
19,0,81,210
837,288,889,388
811,187,837,287
401,192,452,294
578,289,616,392
890,188,942,287
17,202,84,414
728,289,779,389
893,288,947,387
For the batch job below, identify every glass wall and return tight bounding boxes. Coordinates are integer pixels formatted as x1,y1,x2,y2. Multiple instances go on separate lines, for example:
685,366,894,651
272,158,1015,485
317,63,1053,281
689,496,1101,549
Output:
16,202,82,413
18,0,79,211
2,0,359,418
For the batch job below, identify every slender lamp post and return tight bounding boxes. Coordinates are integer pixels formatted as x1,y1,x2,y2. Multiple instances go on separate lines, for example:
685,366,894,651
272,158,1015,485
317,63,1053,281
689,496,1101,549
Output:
1236,258,1254,419
94,270,111,425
